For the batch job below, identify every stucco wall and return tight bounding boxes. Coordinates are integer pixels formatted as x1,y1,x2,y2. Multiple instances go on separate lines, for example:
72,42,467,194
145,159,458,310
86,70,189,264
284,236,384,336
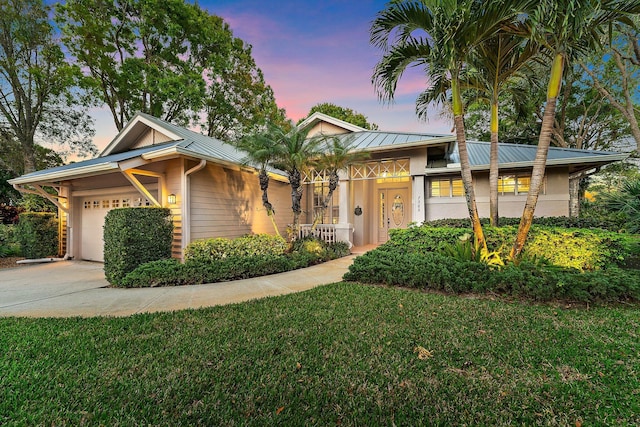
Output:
425,167,570,221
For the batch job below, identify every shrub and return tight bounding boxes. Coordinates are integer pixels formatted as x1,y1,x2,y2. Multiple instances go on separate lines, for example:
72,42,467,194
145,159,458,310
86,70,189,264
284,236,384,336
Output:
389,224,634,271
118,235,351,288
425,216,627,232
15,212,58,258
0,224,21,257
344,244,640,303
103,207,173,286
0,204,21,224
185,234,288,262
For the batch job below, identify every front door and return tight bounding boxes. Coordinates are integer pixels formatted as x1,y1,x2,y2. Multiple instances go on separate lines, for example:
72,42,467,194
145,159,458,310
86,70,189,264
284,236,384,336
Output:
377,188,409,243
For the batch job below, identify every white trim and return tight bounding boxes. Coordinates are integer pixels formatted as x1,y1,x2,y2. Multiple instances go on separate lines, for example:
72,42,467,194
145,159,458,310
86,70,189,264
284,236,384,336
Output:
297,112,367,133
101,113,182,156
8,163,119,185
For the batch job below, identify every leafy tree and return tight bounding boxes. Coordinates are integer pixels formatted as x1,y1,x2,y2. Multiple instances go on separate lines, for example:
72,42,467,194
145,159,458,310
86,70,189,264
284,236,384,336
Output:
580,18,640,150
310,135,369,230
599,177,640,233
58,0,285,139
371,0,522,251
510,0,640,259
0,0,95,173
299,103,379,130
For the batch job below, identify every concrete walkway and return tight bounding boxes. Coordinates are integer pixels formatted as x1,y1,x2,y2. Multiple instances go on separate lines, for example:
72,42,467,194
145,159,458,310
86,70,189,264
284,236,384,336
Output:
0,255,356,318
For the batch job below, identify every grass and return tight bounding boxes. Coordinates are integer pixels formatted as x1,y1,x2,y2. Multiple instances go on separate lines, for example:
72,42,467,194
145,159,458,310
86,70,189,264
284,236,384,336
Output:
2,283,639,425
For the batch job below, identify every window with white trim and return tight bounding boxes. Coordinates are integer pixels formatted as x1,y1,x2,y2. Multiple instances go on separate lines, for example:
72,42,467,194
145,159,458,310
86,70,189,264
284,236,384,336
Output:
430,178,464,197
498,174,535,195
313,182,339,224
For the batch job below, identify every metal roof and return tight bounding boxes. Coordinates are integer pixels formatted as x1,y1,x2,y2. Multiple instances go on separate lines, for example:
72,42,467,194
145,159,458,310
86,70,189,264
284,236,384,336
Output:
332,130,455,151
445,141,628,170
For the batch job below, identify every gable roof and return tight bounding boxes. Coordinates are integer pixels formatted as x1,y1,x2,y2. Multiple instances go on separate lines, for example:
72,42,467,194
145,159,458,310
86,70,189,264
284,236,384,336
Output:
329,130,455,152
297,112,368,133
9,112,278,186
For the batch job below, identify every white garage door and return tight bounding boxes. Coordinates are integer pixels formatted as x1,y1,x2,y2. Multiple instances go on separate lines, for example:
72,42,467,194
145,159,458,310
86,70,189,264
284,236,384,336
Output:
79,194,142,261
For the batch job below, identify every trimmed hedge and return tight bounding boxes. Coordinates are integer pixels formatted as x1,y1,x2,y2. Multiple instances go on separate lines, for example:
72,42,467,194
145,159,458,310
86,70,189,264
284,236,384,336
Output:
343,245,640,303
425,215,627,232
117,236,351,288
104,207,173,286
15,212,58,258
185,234,288,262
389,225,636,271
0,224,21,257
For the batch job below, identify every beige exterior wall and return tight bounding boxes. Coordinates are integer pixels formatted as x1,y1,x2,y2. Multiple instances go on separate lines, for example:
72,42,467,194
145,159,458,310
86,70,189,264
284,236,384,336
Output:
189,163,290,241
425,167,570,221
129,128,174,150
307,122,351,137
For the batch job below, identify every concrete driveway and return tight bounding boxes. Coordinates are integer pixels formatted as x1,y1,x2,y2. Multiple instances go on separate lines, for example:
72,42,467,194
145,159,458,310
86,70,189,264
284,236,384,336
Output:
0,256,355,318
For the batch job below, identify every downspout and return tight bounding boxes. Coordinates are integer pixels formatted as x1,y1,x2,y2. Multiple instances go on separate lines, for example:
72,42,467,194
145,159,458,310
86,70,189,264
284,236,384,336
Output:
182,159,207,260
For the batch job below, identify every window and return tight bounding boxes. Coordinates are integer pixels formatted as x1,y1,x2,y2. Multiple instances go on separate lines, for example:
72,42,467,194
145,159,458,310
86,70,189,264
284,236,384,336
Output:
313,182,339,224
122,198,130,207
498,174,533,195
430,178,465,198
93,200,100,209
112,199,120,208
84,201,91,209
102,200,110,208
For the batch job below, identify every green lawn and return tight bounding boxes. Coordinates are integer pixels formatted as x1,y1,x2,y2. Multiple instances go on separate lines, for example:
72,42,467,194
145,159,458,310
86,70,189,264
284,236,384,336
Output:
2,283,639,425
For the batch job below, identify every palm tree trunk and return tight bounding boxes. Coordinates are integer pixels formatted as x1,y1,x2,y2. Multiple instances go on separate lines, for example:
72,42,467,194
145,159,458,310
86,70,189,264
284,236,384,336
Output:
311,170,339,231
489,98,499,227
259,169,281,237
454,114,487,252
510,53,564,260
288,168,303,242
451,76,486,251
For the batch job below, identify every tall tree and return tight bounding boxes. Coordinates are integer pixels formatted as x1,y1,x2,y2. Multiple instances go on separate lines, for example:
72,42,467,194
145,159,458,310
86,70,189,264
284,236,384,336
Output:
298,103,379,130
267,125,322,241
0,0,94,173
236,125,285,236
58,0,284,136
463,29,539,226
371,0,523,251
510,0,640,259
579,18,640,150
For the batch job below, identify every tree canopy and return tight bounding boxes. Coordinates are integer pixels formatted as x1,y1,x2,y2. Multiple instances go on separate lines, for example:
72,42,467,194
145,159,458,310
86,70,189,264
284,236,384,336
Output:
57,0,286,141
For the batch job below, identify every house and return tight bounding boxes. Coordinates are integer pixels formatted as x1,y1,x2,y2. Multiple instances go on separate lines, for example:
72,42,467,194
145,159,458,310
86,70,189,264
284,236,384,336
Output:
9,112,626,259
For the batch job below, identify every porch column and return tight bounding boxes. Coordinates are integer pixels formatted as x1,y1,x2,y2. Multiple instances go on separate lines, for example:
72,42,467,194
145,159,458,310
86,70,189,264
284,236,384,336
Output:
412,175,426,225
335,170,353,247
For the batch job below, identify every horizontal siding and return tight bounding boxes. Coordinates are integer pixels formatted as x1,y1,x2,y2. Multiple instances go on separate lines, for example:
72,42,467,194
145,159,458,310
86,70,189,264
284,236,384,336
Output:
190,164,291,241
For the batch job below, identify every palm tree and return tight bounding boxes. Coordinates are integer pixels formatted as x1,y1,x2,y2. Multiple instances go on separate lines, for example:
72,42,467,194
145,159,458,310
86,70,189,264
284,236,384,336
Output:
236,126,283,237
463,29,539,226
510,0,640,259
371,0,524,251
268,125,323,241
310,135,369,230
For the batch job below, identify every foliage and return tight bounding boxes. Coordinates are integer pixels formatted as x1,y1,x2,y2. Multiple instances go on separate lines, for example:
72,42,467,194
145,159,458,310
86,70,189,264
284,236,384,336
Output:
441,233,505,268
185,234,288,262
344,244,640,303
103,208,173,286
0,224,21,257
0,0,95,174
298,103,379,130
57,0,285,139
15,212,58,258
119,236,350,288
425,215,628,233
0,204,21,225
597,178,640,233
389,224,634,272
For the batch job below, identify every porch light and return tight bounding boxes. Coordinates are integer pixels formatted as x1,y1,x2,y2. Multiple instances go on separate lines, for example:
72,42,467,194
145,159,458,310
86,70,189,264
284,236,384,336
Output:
167,193,176,205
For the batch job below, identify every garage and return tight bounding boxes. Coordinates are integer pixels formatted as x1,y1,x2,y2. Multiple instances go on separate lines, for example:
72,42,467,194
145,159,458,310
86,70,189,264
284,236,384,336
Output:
79,193,144,261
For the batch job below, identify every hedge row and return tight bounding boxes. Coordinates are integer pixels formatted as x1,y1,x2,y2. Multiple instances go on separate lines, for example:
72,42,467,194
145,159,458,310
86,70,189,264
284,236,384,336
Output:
425,215,627,232
16,213,58,258
388,225,637,271
343,246,640,303
185,234,288,262
117,237,350,288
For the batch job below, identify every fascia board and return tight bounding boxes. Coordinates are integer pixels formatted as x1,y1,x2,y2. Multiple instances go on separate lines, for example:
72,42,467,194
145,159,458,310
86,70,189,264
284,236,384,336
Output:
8,163,119,185
361,136,456,153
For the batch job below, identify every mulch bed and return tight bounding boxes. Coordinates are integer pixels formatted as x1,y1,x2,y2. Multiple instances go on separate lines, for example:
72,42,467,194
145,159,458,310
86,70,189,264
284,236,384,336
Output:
0,257,27,269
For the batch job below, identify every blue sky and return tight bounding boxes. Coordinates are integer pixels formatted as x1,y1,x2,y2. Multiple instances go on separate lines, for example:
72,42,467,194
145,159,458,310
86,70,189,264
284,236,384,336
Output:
91,0,452,149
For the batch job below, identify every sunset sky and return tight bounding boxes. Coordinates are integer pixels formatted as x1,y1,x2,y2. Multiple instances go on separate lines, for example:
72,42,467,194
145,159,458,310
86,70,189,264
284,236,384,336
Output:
91,0,452,149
